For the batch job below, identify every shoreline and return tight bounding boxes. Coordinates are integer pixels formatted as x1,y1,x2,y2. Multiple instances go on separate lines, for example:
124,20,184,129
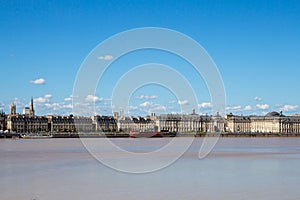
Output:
2,132,300,139
194,133,300,137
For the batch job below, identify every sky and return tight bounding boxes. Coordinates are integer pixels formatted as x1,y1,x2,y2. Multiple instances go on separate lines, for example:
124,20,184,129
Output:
0,0,300,116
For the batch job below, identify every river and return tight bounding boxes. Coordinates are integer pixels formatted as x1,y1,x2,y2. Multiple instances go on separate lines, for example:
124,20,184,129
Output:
1,138,300,200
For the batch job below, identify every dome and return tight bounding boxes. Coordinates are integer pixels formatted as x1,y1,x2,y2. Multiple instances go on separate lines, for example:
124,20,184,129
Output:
265,111,280,117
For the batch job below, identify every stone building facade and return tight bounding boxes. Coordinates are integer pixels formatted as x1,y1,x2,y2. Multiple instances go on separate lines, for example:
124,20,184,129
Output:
6,99,47,133
225,112,300,133
0,112,6,131
6,115,48,133
225,114,251,133
157,113,224,133
47,115,93,133
116,117,134,132
117,116,156,132
280,116,300,133
92,115,117,132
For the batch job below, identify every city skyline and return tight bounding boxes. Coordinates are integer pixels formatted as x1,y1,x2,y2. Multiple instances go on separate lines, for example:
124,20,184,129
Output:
3,98,300,136
1,1,300,116
1,97,299,118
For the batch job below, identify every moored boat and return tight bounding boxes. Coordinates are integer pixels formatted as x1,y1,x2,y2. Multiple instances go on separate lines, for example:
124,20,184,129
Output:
160,130,177,137
21,133,53,139
129,131,162,138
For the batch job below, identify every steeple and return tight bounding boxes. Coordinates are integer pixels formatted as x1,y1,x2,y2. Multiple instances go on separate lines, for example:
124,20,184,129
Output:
10,101,16,115
29,97,35,117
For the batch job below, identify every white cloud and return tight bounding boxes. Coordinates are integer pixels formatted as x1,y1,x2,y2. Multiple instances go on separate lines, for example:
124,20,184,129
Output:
140,101,152,107
63,95,79,102
30,78,45,85
85,95,102,103
254,96,262,101
244,105,252,111
44,94,52,99
44,102,73,111
97,55,114,61
198,102,212,109
178,100,189,105
62,104,73,109
150,105,166,112
256,104,269,110
64,95,72,101
135,95,157,100
226,105,242,110
280,105,298,112
64,97,72,101
34,94,52,103
128,106,138,110
44,103,56,109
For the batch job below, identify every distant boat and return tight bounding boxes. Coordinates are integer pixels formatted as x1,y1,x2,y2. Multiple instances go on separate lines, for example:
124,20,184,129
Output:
160,130,177,137
104,133,130,138
21,133,53,139
1,131,20,138
129,130,162,138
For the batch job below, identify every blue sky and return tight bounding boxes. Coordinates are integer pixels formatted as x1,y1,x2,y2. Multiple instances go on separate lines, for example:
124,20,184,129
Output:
0,0,300,116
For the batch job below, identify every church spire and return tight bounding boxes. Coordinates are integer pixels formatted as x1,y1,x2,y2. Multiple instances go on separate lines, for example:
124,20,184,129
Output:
30,97,35,117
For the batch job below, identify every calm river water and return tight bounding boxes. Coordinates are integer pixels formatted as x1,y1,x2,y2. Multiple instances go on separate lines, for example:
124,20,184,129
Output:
1,138,300,200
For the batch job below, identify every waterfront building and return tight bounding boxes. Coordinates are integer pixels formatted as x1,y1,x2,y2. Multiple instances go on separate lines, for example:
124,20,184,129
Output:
2,97,300,135
117,116,156,132
74,116,94,132
116,116,134,132
47,115,75,133
250,112,283,133
280,116,300,133
131,116,157,132
225,111,300,133
92,115,117,132
47,115,93,133
6,115,48,133
225,113,251,133
0,111,6,131
157,112,224,133
6,98,47,133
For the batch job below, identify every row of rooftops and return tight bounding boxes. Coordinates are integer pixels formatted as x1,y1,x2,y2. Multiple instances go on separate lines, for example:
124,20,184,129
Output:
5,98,299,120
2,105,300,121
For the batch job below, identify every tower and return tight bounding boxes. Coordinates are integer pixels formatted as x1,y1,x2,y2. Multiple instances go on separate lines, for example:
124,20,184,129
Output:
10,102,16,115
192,109,196,115
29,97,35,117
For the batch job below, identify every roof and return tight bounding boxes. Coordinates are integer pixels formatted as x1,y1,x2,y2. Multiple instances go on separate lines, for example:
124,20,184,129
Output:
265,111,281,117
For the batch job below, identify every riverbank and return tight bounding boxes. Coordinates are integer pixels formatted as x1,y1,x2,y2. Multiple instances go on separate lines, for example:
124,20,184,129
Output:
2,132,300,139
194,133,300,137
